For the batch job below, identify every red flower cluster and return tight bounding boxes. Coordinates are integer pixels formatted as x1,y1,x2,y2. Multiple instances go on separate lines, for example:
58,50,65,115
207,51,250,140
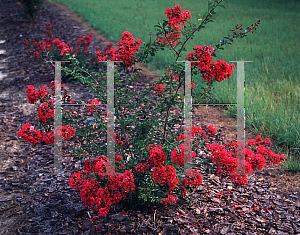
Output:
164,3,191,30
152,165,180,191
161,194,178,205
206,135,286,184
155,3,191,47
186,45,236,82
69,156,135,218
26,23,141,68
191,126,206,137
32,42,43,58
174,126,211,144
86,98,99,112
37,101,54,124
42,130,55,144
115,31,142,67
114,132,127,150
26,85,42,104
29,22,55,58
76,34,93,53
52,38,73,56
152,84,165,96
212,59,235,82
26,82,73,124
173,125,285,185
24,22,94,59
207,125,217,135
178,169,202,198
95,31,142,68
18,122,75,145
186,45,214,71
207,142,252,184
60,124,76,140
167,71,180,82
181,169,202,187
145,144,167,169
171,143,196,167
156,30,182,47
19,81,76,145
18,123,44,145
134,143,201,205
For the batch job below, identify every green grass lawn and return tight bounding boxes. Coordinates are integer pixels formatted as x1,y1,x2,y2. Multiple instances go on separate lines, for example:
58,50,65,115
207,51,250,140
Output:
50,0,300,171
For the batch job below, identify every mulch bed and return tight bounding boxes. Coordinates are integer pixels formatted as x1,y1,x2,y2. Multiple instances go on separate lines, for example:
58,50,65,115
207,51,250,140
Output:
0,0,299,234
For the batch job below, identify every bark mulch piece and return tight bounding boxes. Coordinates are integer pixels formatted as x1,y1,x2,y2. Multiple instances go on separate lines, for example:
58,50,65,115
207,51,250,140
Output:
0,0,299,234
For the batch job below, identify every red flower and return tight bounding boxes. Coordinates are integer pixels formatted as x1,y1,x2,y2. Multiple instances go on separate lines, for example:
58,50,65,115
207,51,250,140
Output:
164,3,191,30
186,45,235,82
156,30,182,47
95,31,141,68
171,143,196,166
76,34,93,53
211,59,236,82
69,156,135,218
181,170,202,187
86,98,99,112
207,125,217,134
152,165,179,191
146,145,167,169
161,194,178,205
152,84,165,96
248,139,256,146
23,39,29,49
18,123,44,145
26,85,40,104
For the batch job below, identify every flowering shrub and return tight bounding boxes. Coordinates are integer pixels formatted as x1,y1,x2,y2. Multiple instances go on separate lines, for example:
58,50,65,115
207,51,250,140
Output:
18,0,283,220
17,0,43,22
95,31,142,68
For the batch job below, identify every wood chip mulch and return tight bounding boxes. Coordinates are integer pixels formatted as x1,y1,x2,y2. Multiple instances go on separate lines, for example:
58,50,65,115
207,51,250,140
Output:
0,0,299,234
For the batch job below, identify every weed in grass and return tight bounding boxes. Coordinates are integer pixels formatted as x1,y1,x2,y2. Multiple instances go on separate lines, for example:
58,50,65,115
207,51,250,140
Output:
281,155,300,172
